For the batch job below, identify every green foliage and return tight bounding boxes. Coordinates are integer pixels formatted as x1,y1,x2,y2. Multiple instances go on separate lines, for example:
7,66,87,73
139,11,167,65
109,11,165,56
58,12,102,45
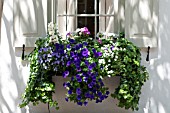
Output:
19,24,149,111
109,37,149,110
19,37,59,110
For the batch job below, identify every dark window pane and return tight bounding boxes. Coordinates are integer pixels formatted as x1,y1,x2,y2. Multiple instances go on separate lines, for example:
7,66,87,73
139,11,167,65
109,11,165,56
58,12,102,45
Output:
78,0,94,14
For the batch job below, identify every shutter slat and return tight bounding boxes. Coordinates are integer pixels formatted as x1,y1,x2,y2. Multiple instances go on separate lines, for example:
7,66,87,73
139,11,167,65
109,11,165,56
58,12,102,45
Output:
125,0,158,47
14,0,47,47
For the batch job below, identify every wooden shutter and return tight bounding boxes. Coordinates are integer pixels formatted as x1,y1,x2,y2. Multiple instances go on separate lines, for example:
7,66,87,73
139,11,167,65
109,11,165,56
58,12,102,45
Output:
14,0,47,47
125,0,159,47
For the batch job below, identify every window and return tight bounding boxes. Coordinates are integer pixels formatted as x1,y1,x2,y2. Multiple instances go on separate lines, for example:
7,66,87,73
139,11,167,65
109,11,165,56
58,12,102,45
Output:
13,0,159,48
56,0,116,38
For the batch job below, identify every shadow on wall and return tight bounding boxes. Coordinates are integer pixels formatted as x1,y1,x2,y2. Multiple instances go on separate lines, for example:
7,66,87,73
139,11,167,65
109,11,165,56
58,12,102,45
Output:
0,0,46,113
2,0,170,113
134,0,170,113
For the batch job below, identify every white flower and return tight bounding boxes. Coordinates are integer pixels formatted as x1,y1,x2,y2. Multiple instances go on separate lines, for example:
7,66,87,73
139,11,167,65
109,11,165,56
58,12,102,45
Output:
99,59,105,64
107,33,116,37
48,22,54,30
76,28,81,33
49,35,59,43
49,30,55,36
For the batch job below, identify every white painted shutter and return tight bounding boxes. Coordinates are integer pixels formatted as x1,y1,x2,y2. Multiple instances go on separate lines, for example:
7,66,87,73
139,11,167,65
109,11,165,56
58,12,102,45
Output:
99,0,122,34
14,0,47,47
57,0,66,39
67,0,76,32
125,0,158,47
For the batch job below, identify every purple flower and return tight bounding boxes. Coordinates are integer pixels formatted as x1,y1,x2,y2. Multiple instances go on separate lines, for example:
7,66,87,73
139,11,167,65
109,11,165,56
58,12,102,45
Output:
43,47,48,52
75,44,81,50
106,91,110,95
66,44,71,49
90,94,94,99
81,27,90,35
77,95,81,100
76,67,82,72
69,39,75,43
38,58,43,64
77,102,82,106
68,90,72,94
94,52,102,58
84,101,88,106
76,74,80,79
66,32,71,37
66,61,71,67
84,77,88,82
83,42,88,46
85,92,90,98
97,52,102,57
88,84,92,88
76,88,81,95
98,39,102,44
62,71,69,78
100,95,105,100
66,82,71,87
88,63,96,70
65,98,69,102
84,60,89,66
87,71,92,76
63,82,67,87
81,48,89,57
71,76,74,81
79,44,83,48
70,51,75,58
97,92,102,97
77,78,82,82
110,46,114,51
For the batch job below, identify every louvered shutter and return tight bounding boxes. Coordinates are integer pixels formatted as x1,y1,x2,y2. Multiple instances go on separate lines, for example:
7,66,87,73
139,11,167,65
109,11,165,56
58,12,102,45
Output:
125,0,159,47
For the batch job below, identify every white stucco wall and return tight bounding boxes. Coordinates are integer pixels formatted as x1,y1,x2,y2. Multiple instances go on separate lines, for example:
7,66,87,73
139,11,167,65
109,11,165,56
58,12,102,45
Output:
1,0,170,113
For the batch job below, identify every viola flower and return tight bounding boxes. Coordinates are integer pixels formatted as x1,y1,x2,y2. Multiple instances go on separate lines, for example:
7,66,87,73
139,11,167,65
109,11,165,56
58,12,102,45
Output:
69,39,75,43
66,61,71,67
65,98,69,102
76,74,80,79
66,44,71,49
76,67,82,72
77,95,82,100
84,101,88,106
76,88,81,95
77,102,83,106
68,90,72,95
62,71,69,78
83,42,88,46
110,46,114,51
84,60,89,66
106,91,110,95
88,63,96,70
97,92,102,97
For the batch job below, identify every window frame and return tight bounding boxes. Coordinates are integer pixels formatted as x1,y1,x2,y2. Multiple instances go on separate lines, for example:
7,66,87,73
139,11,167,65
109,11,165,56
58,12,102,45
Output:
56,0,115,38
